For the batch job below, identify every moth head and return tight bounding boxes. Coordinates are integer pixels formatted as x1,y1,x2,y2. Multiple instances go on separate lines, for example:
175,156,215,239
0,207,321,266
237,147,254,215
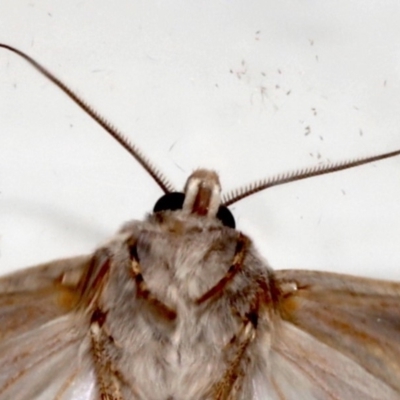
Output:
153,169,236,229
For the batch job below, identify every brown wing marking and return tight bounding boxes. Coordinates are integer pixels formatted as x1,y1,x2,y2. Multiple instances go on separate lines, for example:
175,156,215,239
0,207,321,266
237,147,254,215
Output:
0,255,97,399
269,270,400,398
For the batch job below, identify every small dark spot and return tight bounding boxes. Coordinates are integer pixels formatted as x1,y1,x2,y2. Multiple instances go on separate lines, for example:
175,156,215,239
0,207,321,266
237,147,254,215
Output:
129,245,139,261
277,69,282,74
91,308,107,326
309,39,314,46
286,90,291,95
315,55,319,62
246,311,258,329
135,273,144,284
359,129,363,136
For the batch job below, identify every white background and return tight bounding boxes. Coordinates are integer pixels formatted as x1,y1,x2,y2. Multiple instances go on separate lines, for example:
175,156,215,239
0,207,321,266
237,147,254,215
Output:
0,0,400,281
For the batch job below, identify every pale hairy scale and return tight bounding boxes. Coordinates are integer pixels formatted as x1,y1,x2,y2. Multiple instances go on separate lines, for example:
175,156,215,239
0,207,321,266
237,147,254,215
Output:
93,214,268,399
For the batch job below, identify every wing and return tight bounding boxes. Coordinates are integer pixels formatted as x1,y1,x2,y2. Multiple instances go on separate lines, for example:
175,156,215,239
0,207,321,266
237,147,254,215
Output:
254,270,400,400
0,255,97,400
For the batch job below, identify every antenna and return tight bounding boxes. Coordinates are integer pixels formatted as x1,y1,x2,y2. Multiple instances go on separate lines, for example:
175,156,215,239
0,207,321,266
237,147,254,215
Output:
223,150,400,206
0,43,175,194
2,43,399,209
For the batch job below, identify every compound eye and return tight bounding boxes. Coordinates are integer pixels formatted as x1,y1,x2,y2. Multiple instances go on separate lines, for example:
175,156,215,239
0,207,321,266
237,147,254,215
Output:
216,206,235,229
153,192,235,229
153,192,185,213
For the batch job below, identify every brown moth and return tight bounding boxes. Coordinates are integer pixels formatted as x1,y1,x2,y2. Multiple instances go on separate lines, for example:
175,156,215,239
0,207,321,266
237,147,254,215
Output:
1,43,400,400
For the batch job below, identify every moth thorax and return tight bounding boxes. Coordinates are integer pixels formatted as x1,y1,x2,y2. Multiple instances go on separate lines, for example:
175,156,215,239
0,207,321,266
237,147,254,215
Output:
183,169,221,218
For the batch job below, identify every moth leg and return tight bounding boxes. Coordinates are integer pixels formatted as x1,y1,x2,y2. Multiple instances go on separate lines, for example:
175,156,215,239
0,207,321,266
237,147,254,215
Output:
212,318,257,400
212,287,261,400
90,308,125,400
196,233,250,304
129,244,177,321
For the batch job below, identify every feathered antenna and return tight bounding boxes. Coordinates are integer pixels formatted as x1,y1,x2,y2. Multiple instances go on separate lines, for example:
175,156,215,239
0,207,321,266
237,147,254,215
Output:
223,150,400,206
0,43,175,194
2,43,399,208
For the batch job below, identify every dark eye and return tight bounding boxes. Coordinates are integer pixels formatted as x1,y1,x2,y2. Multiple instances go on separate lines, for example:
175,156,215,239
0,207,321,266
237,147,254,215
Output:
216,206,235,229
153,192,235,229
153,192,185,213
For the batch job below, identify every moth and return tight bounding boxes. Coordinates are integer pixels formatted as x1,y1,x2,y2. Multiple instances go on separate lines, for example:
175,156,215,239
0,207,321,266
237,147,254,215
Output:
1,43,400,400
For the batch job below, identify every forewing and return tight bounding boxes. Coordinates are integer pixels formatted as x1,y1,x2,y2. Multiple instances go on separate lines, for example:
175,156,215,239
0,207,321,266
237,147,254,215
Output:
0,256,97,399
256,270,400,399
